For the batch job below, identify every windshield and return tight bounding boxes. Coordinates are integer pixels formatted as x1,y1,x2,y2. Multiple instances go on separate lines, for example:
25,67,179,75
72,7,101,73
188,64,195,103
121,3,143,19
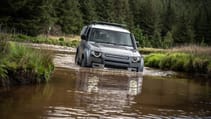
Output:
90,28,134,47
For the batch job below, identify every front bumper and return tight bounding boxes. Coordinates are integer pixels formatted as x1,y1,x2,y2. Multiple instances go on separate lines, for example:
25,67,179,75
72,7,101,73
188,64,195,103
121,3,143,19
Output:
89,54,142,71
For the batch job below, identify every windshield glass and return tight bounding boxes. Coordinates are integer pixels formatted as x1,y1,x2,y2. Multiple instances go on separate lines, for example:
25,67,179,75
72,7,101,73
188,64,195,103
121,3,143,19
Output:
90,28,134,47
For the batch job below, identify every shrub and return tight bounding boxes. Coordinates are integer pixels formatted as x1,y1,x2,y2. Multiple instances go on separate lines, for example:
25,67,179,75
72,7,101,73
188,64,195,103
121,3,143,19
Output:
0,42,54,85
159,53,172,69
145,52,211,75
156,53,190,70
208,62,211,75
17,34,29,40
0,38,8,54
170,53,190,71
163,31,174,49
11,34,79,48
59,37,65,42
59,41,66,46
133,27,151,47
0,63,7,79
70,40,80,47
192,57,209,73
145,53,165,68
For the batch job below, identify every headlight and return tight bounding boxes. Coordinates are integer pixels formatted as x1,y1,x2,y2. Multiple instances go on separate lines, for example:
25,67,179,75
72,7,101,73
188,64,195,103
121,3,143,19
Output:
91,51,102,58
132,57,140,63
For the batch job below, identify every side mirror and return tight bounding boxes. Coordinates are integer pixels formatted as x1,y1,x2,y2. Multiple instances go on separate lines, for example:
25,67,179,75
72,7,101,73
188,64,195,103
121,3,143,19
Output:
136,41,140,47
81,34,87,40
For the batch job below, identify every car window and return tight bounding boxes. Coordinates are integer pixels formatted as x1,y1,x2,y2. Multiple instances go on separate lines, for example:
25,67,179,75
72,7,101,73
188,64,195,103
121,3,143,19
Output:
90,28,133,47
80,26,88,36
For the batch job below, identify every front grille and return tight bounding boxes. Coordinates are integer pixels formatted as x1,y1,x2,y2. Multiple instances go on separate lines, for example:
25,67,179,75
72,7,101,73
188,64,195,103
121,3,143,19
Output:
105,54,129,60
104,59,129,65
104,64,128,69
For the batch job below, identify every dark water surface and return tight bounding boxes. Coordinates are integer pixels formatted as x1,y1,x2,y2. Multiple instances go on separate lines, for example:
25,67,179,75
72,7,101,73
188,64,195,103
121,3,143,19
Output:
0,54,211,119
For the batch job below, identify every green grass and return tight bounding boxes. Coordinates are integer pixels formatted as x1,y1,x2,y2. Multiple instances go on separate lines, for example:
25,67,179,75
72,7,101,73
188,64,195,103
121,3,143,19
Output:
13,34,80,47
0,42,54,86
139,47,166,54
145,53,211,76
140,45,211,56
0,64,7,79
144,53,166,68
0,33,80,48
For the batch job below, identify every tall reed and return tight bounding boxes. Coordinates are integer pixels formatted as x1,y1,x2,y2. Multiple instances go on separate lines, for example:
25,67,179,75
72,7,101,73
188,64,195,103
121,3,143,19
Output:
0,42,54,86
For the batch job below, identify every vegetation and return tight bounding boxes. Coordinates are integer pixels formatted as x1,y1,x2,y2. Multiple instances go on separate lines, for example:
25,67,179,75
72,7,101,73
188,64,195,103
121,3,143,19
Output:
0,33,80,47
144,46,211,76
170,45,211,56
0,0,210,48
0,0,210,77
0,40,54,86
13,34,80,47
140,45,211,55
139,48,166,54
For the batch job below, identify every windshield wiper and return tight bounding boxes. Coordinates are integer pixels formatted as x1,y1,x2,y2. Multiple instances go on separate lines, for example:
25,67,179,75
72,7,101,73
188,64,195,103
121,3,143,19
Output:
95,41,114,45
95,41,131,47
115,43,132,47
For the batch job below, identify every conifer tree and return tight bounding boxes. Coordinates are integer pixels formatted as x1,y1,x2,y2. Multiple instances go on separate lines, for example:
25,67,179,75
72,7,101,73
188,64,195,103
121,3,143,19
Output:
79,0,97,24
58,0,83,34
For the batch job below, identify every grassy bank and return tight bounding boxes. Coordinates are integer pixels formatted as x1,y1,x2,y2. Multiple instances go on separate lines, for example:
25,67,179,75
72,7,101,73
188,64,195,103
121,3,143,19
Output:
0,33,80,48
0,41,54,86
145,46,211,76
140,45,211,55
139,47,166,54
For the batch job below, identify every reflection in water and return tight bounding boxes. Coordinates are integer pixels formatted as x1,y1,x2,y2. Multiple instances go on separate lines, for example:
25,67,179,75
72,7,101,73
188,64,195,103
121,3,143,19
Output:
76,69,143,96
0,67,211,119
87,76,99,93
129,79,141,95
74,70,143,117
44,69,144,118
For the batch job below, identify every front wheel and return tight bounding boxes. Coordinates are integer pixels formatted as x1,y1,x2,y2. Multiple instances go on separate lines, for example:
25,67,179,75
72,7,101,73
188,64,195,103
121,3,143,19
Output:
140,58,144,72
137,58,144,72
75,52,79,65
80,57,87,67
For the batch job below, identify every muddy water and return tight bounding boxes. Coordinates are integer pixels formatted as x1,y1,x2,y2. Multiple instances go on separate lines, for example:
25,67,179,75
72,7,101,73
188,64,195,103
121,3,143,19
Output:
0,53,211,119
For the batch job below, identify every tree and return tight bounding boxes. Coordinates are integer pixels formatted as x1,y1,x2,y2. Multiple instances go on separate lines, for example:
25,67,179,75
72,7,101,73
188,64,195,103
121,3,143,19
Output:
132,27,151,47
79,0,97,24
163,31,174,48
160,0,176,36
0,0,210,46
193,0,211,44
136,0,160,37
0,0,57,36
93,0,115,22
172,15,195,44
152,29,162,48
57,0,83,34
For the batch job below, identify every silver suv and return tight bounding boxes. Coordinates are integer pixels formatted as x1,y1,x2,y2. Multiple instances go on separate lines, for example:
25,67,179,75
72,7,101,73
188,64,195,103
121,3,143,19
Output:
75,22,144,72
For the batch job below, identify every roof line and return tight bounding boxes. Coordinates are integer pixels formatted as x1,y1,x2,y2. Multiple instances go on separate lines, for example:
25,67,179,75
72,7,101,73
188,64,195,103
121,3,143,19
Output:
91,21,127,28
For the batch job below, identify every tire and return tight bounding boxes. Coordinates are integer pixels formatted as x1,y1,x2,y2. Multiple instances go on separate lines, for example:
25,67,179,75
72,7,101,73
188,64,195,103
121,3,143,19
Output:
140,58,144,72
80,56,86,67
75,52,79,65
137,58,144,72
139,66,144,72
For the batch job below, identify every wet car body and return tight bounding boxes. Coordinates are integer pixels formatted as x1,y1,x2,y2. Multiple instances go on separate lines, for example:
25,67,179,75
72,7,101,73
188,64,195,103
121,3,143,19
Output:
75,22,144,72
